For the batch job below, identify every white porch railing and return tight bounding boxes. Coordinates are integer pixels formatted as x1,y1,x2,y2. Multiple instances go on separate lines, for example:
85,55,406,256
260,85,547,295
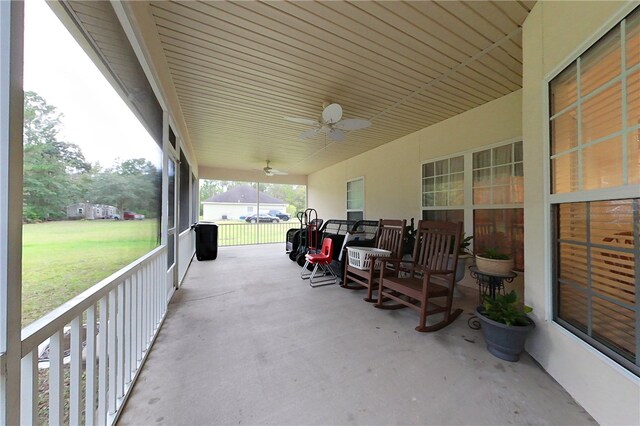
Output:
20,245,168,425
178,229,195,284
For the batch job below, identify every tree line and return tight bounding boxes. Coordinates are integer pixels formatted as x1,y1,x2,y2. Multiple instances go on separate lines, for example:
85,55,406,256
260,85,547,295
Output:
23,91,161,222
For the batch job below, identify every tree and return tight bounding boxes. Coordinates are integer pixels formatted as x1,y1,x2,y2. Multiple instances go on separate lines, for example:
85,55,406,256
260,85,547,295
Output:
23,91,91,221
87,158,161,218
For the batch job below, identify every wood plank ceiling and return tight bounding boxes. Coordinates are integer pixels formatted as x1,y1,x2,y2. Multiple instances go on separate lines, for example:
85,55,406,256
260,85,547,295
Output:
148,0,535,176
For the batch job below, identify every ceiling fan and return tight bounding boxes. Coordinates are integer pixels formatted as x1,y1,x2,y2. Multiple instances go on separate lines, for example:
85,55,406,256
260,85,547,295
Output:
284,103,371,142
263,160,288,176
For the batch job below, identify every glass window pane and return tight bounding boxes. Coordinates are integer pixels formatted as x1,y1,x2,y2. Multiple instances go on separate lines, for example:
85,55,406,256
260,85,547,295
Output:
450,190,464,206
511,175,524,204
423,192,434,207
551,110,578,155
582,137,623,190
493,185,511,204
168,158,176,228
514,163,524,177
424,162,434,177
514,141,523,162
559,244,589,287
551,62,578,114
581,26,621,96
435,159,448,175
552,152,579,194
558,203,587,242
435,192,448,207
450,172,464,190
450,156,464,173
582,82,622,143
590,199,634,249
493,165,512,186
558,283,589,333
628,70,639,127
424,177,435,192
347,211,363,221
591,296,635,360
473,149,491,169
422,209,464,224
628,129,640,184
473,208,524,271
493,144,512,165
474,187,491,205
435,175,447,191
473,168,491,187
627,10,640,69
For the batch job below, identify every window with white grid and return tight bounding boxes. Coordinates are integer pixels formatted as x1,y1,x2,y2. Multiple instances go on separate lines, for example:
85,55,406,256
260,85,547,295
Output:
549,6,639,376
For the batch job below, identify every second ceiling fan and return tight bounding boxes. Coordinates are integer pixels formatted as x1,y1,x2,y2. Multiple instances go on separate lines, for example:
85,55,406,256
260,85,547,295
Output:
284,103,371,142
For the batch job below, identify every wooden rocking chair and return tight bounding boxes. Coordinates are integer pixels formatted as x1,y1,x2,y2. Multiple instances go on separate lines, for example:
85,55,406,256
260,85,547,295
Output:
376,220,463,332
342,219,407,302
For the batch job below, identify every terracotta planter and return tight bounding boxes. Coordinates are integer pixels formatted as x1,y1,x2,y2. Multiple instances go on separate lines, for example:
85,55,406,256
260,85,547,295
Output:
475,255,514,275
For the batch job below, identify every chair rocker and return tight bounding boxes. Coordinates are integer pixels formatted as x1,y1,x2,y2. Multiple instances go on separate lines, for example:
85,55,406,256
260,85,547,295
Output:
376,220,463,332
342,219,406,302
301,237,338,287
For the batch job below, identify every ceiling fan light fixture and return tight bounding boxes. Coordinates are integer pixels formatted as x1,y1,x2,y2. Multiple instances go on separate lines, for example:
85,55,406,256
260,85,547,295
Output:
285,102,371,143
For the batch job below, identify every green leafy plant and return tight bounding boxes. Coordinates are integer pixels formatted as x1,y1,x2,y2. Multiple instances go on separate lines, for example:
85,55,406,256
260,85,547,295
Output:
481,290,532,326
449,233,473,255
478,247,511,260
461,234,474,255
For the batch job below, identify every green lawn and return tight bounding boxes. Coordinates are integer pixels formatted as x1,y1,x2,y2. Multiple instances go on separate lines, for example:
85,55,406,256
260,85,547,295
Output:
22,220,159,326
21,219,297,327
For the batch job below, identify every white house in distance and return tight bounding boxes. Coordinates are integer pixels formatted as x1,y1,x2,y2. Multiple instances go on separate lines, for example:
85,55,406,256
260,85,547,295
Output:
202,185,287,220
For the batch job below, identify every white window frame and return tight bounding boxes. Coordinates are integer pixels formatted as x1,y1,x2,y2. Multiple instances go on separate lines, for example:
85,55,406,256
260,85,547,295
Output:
346,176,365,221
544,4,640,376
421,137,524,252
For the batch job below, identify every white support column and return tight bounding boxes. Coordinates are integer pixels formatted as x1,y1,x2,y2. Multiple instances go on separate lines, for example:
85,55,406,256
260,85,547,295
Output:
0,1,24,424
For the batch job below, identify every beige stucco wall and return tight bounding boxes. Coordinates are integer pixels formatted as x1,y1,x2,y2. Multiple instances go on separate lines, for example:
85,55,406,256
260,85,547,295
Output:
523,1,639,425
308,89,523,221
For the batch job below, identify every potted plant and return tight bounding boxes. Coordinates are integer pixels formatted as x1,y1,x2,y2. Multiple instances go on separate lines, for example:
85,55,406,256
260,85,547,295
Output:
450,233,473,282
476,290,534,362
475,247,514,275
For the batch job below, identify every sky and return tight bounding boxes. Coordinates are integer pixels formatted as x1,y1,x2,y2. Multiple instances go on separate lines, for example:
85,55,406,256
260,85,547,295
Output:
23,0,160,168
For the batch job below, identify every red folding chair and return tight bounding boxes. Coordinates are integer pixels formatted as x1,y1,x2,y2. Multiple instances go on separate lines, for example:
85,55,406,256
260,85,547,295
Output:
300,237,338,287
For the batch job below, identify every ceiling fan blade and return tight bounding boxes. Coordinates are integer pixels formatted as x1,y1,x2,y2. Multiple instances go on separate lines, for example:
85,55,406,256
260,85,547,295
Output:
334,118,371,131
299,128,321,140
328,128,345,142
322,103,342,124
270,169,288,175
284,116,320,126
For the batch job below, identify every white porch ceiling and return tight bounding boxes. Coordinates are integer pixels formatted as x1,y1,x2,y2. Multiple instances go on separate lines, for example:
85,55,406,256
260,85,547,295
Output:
70,1,536,176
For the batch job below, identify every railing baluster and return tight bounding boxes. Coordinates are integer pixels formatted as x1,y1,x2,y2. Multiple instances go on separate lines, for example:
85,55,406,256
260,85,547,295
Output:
153,258,158,329
136,269,143,363
124,277,132,386
86,304,97,425
49,329,64,426
108,288,117,415
117,282,125,400
69,315,83,425
98,296,108,426
143,265,149,347
20,348,38,425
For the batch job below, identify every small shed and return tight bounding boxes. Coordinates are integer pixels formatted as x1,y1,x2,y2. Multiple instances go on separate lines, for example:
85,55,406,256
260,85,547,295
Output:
202,185,287,220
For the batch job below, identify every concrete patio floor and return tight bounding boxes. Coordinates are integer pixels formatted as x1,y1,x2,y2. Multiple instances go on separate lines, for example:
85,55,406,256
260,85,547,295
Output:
118,244,596,426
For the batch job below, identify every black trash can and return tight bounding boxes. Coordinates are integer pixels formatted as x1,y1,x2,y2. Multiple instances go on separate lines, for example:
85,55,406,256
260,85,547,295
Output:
193,222,218,261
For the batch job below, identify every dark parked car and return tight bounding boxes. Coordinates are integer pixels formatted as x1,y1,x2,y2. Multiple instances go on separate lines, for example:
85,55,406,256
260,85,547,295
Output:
245,214,280,223
268,210,290,221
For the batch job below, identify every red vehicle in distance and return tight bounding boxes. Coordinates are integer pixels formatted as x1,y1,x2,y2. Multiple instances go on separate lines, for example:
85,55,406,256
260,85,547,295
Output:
123,211,145,220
